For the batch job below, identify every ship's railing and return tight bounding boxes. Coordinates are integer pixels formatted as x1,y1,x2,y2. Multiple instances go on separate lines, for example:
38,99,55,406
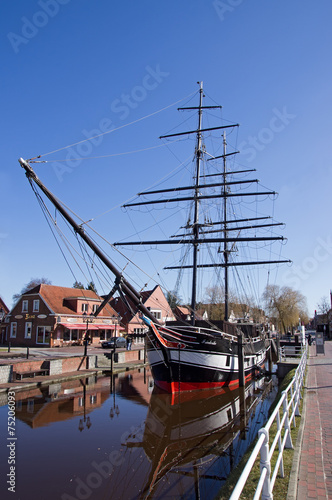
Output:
229,344,307,500
168,324,238,342
279,344,305,360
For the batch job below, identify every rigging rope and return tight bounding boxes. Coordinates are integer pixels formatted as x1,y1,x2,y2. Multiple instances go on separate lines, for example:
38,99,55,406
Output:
29,178,122,299
29,180,88,288
30,91,197,159
30,139,184,163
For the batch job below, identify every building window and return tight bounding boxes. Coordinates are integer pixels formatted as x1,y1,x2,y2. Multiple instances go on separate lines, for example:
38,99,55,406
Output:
63,329,70,342
25,322,32,339
92,304,98,314
134,328,145,335
10,323,17,338
33,300,39,312
90,395,97,405
22,300,28,313
71,329,79,341
150,310,162,320
136,336,145,344
63,329,79,342
27,400,34,413
81,303,88,313
36,326,51,344
99,330,107,341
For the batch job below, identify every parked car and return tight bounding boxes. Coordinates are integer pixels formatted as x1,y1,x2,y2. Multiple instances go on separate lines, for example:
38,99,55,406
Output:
101,337,126,349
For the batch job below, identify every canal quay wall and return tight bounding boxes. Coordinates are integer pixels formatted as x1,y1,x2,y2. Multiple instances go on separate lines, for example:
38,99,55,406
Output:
0,346,146,393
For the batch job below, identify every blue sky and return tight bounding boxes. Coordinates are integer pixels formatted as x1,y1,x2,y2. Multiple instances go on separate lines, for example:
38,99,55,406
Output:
1,0,332,316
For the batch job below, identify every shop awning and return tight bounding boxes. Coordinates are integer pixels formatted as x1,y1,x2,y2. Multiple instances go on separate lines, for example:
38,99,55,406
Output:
59,323,97,330
59,323,122,330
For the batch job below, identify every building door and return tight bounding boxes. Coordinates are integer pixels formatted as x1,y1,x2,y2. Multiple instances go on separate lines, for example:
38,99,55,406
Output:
36,326,51,344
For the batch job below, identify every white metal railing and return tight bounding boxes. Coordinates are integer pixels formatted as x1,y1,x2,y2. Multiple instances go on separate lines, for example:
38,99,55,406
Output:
279,344,305,360
229,344,307,500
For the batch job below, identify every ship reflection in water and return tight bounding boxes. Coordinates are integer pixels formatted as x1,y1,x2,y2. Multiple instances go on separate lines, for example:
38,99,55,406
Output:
0,368,276,500
117,378,275,499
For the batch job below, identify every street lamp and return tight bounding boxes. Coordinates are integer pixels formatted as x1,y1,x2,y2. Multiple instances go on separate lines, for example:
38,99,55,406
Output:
82,312,94,356
0,308,5,346
110,402,120,420
78,381,92,431
78,416,92,431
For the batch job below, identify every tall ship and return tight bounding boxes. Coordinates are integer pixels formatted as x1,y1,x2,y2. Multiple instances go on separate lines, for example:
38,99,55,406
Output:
19,82,289,394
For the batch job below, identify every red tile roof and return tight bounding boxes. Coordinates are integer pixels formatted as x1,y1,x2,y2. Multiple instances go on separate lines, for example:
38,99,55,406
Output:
0,296,9,314
24,284,117,317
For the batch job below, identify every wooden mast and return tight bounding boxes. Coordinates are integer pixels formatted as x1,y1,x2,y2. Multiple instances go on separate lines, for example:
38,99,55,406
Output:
190,81,204,325
222,132,230,322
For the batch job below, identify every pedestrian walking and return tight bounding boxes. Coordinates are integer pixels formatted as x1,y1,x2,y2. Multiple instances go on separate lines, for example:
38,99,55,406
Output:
126,335,132,350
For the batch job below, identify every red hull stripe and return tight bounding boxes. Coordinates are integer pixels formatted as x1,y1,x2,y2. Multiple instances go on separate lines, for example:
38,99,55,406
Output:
155,371,256,394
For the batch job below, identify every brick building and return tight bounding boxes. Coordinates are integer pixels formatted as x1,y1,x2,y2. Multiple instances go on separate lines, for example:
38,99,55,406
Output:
5,284,122,347
110,285,175,336
0,296,9,344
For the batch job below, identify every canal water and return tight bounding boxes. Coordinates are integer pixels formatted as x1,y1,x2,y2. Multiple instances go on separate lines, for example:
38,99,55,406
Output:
0,368,277,500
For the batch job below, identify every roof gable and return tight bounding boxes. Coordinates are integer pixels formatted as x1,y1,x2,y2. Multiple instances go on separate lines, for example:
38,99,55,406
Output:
0,296,9,314
24,284,117,317
110,285,174,326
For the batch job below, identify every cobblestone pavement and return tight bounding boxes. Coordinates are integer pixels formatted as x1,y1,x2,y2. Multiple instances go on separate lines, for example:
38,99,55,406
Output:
296,341,332,500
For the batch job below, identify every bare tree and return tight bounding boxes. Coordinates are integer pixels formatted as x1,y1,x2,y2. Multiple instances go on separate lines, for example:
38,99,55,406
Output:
166,290,182,311
73,281,84,289
317,296,330,323
205,285,225,320
204,285,245,321
13,277,52,302
263,284,308,333
86,281,98,293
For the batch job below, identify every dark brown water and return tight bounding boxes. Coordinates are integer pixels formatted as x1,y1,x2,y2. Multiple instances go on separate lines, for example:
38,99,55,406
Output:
0,368,277,500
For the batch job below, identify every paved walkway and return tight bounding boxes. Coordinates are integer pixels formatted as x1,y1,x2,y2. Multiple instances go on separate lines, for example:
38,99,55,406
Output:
290,340,332,499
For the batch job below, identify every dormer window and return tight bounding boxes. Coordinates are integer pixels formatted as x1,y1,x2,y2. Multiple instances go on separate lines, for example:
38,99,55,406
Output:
92,304,98,314
81,303,88,313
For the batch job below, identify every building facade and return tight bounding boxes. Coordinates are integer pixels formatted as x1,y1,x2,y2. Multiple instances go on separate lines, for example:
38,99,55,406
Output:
0,296,9,344
110,285,175,336
5,284,122,347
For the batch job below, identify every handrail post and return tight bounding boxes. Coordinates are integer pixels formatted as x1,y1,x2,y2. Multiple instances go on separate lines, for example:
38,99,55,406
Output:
290,384,295,425
276,411,284,477
282,390,293,449
294,374,301,416
258,428,273,500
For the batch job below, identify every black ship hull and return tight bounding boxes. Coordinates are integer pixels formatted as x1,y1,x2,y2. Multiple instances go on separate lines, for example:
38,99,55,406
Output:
144,317,268,394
